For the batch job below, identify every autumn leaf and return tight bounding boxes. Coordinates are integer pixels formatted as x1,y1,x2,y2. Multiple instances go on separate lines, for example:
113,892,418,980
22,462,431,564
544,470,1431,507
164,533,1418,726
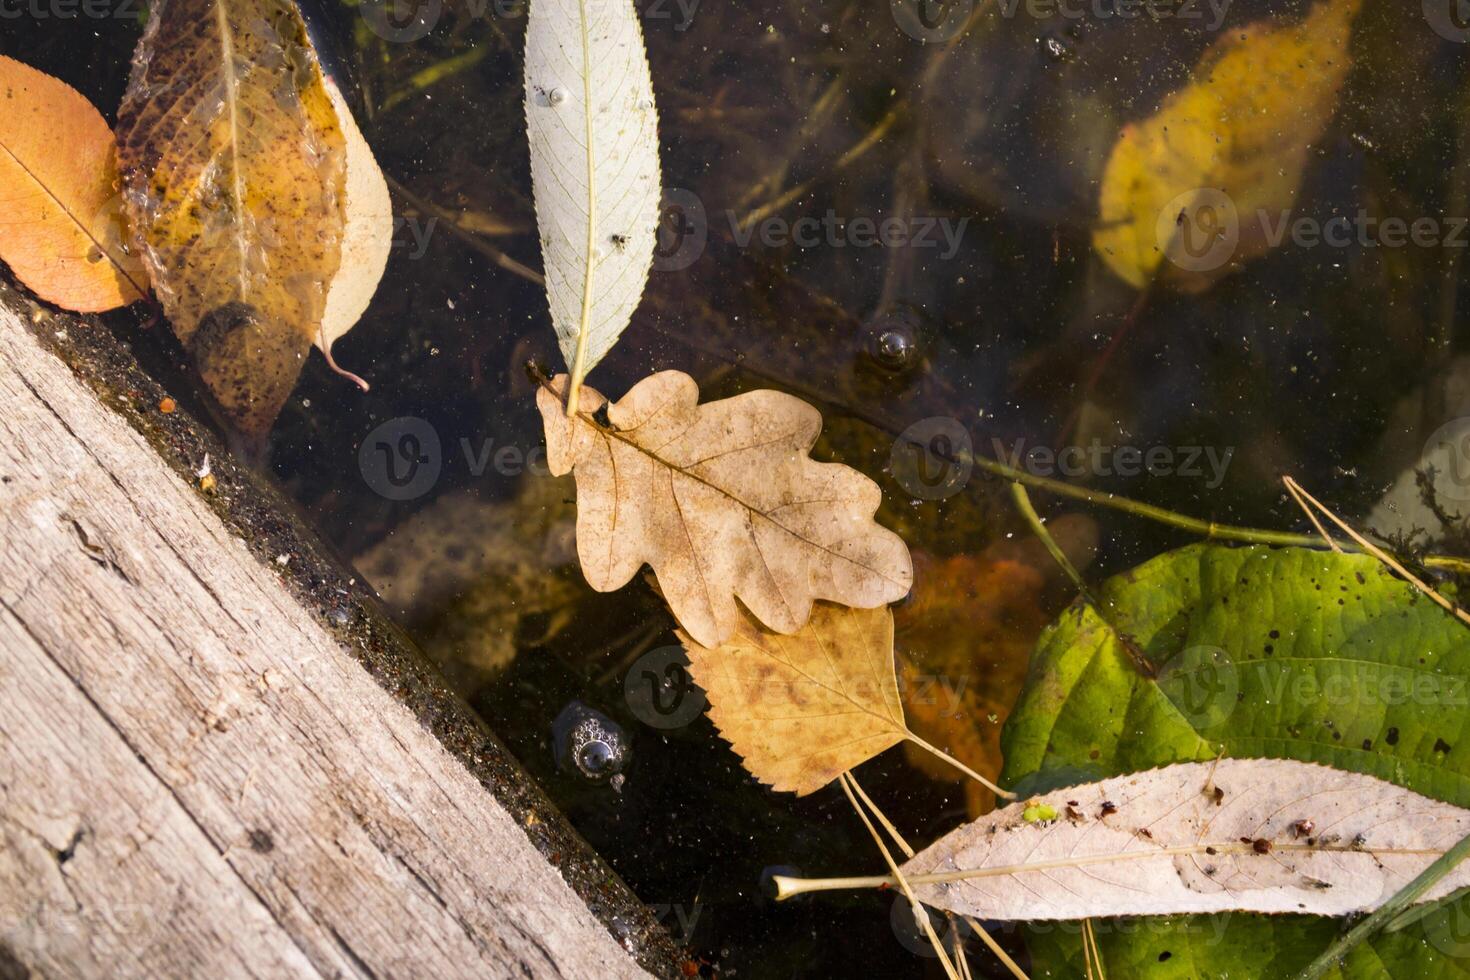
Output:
1092,0,1361,291
524,0,661,414
898,520,1098,817
0,56,147,312
778,758,1470,921
679,604,906,795
316,78,393,392
537,371,913,648
115,0,350,437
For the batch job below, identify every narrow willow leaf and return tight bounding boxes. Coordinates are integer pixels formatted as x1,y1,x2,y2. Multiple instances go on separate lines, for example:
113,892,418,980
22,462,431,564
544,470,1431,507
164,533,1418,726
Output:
317,79,392,391
0,55,148,312
537,371,912,648
524,0,661,413
781,759,1470,922
116,0,349,437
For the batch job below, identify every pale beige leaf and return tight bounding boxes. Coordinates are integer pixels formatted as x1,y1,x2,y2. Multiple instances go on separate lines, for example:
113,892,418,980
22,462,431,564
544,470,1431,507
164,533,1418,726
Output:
537,371,913,648
116,0,348,436
679,603,907,796
524,0,660,407
898,759,1470,921
316,78,392,386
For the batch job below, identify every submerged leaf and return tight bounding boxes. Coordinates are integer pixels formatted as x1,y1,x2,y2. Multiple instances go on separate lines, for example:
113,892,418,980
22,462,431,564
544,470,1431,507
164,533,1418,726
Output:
0,55,147,311
1092,0,1360,291
537,371,913,648
524,0,661,411
116,0,349,436
680,603,907,796
902,759,1470,921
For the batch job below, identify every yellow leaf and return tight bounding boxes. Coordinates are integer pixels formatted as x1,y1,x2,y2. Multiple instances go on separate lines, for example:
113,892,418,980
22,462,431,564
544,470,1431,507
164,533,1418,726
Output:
1092,0,1361,291
537,371,913,648
679,603,909,796
116,0,350,437
0,56,148,312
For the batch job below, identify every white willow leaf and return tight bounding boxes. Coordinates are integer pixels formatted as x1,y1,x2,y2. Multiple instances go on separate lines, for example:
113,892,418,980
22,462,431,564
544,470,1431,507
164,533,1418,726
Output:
524,0,661,409
316,78,392,390
886,760,1470,921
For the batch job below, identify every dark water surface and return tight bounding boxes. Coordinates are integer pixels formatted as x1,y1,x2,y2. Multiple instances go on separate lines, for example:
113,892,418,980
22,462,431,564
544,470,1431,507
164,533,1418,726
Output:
7,1,1470,975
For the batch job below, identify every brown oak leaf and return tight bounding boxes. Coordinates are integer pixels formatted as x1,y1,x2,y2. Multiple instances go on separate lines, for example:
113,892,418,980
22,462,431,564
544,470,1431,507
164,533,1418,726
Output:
538,371,912,647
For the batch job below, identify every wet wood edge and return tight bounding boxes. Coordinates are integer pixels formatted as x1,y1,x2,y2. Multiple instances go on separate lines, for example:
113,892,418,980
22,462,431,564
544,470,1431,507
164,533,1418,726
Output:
0,280,684,979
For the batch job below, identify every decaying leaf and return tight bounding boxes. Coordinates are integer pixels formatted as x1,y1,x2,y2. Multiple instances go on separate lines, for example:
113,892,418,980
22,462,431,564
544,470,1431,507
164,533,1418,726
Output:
354,480,582,692
895,759,1470,921
0,56,147,311
1092,0,1360,291
524,0,661,413
116,0,349,436
538,371,913,648
779,759,1470,923
680,603,907,796
316,79,393,389
898,520,1098,816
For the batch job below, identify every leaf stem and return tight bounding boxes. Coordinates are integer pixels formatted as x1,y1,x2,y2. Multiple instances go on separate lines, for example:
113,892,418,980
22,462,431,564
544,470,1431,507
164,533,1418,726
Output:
1295,829,1470,980
905,734,1016,800
839,773,963,980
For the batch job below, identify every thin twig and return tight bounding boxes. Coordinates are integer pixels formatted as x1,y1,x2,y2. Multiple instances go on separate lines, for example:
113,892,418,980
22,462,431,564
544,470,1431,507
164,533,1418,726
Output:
1283,477,1470,628
845,774,1030,980
1296,829,1470,979
839,773,962,980
905,733,1016,800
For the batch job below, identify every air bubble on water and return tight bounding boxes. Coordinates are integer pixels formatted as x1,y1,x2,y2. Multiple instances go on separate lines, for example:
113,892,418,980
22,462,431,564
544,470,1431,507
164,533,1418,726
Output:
553,701,629,784
549,86,569,107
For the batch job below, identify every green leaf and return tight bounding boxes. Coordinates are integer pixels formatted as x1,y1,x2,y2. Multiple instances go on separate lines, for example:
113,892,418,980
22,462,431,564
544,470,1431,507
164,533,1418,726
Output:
1000,544,1470,978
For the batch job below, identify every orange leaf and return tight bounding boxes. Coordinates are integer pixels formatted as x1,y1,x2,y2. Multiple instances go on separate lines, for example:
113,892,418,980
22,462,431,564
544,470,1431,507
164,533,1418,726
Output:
0,56,147,312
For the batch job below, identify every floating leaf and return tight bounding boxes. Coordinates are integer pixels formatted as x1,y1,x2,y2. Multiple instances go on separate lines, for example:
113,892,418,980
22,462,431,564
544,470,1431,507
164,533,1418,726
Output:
116,0,349,436
0,55,147,311
1002,544,1470,977
524,0,661,413
537,371,913,648
316,78,392,390
1092,0,1360,291
872,759,1470,921
680,604,908,795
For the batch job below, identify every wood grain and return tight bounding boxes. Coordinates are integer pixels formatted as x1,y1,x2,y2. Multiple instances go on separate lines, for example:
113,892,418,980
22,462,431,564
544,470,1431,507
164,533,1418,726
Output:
0,302,650,979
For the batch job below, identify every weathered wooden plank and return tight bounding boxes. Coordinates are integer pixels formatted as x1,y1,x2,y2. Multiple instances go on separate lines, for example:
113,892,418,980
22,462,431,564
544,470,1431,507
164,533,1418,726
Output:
0,303,652,979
